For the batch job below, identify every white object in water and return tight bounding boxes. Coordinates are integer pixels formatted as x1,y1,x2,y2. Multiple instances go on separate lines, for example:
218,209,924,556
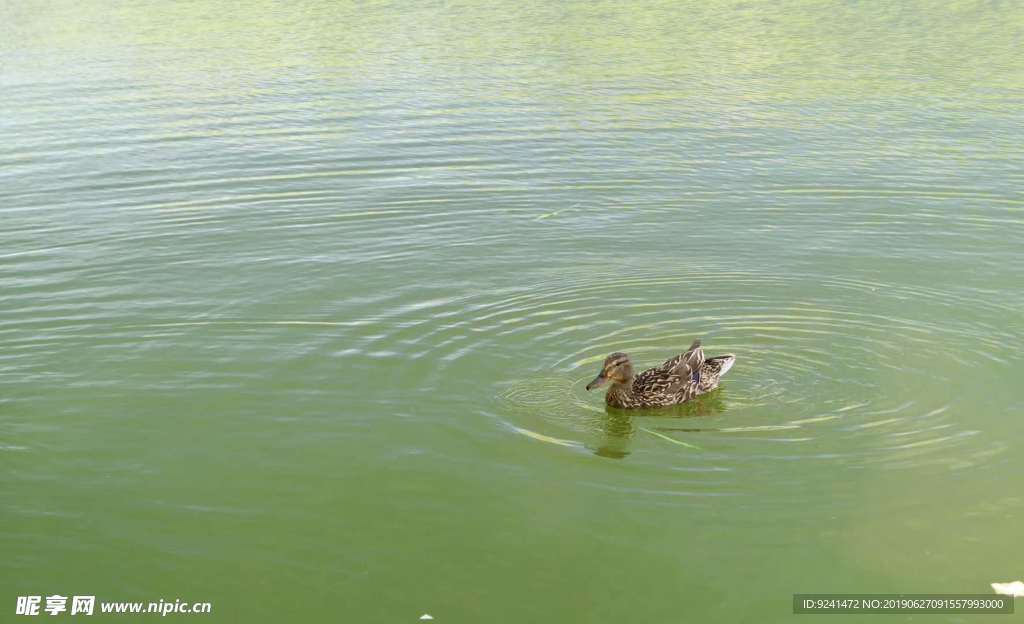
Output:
991,581,1024,597
419,615,434,621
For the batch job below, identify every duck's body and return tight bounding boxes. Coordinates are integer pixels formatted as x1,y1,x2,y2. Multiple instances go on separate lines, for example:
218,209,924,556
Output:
586,340,735,409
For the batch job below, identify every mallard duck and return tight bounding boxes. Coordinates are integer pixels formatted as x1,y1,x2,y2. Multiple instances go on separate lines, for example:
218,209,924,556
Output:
585,339,735,409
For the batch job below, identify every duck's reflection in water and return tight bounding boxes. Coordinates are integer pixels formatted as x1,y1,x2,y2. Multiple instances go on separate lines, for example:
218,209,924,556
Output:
591,390,727,459
592,411,634,459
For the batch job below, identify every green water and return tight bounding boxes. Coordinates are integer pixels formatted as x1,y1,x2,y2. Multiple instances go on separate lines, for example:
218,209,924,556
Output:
2,1,1023,622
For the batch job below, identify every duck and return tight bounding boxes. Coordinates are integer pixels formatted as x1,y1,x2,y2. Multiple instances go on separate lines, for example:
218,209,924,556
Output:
585,339,735,409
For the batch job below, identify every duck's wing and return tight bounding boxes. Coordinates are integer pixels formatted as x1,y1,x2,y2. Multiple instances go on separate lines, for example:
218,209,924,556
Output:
659,339,705,381
632,367,685,397
633,366,701,404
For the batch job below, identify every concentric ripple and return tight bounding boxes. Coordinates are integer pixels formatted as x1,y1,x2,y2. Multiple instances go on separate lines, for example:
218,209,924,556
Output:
308,244,1019,479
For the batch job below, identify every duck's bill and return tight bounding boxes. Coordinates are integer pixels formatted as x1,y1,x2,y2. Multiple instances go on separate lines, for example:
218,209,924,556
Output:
586,374,607,391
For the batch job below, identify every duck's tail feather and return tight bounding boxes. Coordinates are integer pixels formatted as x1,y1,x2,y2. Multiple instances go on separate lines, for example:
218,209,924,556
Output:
705,354,735,378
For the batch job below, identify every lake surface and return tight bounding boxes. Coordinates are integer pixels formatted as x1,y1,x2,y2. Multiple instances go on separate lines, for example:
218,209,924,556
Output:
2,1,1022,621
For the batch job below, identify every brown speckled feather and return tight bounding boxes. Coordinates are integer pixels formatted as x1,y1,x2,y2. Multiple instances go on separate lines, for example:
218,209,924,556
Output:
658,339,705,378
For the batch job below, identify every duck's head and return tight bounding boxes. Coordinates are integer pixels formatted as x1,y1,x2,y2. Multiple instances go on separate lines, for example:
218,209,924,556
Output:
586,352,634,391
